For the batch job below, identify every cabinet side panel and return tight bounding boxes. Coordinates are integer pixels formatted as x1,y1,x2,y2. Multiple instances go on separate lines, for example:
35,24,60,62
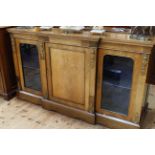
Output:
50,48,85,104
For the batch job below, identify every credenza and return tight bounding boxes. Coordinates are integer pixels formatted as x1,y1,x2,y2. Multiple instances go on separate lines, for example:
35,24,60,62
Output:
8,27,154,128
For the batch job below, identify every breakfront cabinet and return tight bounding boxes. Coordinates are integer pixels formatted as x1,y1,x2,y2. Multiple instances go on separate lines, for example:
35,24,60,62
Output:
0,27,16,100
8,28,153,128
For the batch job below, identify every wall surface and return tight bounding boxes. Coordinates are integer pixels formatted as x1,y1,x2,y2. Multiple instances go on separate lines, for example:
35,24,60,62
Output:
148,85,155,109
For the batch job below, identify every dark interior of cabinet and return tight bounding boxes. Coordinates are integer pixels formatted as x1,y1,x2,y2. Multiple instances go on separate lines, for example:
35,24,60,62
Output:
20,43,42,91
101,55,134,115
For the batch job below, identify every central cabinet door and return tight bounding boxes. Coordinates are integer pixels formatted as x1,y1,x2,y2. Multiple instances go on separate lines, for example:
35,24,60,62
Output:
45,43,96,111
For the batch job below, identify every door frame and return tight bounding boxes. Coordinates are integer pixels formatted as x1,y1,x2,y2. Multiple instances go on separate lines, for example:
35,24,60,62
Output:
96,49,142,121
15,38,48,97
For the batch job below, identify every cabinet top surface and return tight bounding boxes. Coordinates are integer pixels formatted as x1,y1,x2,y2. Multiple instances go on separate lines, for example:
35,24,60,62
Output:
7,27,154,47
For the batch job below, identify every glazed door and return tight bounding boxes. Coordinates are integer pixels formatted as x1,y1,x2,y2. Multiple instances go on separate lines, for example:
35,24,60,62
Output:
15,39,47,97
45,43,96,111
96,49,142,121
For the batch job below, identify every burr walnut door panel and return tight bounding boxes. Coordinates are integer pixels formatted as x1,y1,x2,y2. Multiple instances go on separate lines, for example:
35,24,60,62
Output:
15,39,48,97
45,43,96,111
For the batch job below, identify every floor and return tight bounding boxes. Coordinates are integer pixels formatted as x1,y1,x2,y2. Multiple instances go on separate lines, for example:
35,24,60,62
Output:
0,97,104,129
0,96,155,129
141,109,155,129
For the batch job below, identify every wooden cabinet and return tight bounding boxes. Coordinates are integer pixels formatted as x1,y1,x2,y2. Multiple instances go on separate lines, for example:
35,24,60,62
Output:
45,43,96,112
8,28,153,128
0,27,16,100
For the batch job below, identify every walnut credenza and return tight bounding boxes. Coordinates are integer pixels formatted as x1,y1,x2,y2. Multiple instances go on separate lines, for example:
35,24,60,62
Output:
8,28,153,128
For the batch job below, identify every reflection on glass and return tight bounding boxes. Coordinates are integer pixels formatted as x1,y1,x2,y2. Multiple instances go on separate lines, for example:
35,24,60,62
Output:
101,55,134,115
20,43,41,91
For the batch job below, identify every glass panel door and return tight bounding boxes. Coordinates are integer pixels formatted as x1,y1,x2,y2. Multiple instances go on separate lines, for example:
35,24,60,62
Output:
19,43,42,91
101,55,134,115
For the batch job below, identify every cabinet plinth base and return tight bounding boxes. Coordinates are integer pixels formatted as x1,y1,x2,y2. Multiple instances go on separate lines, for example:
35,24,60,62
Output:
18,91,42,105
42,99,95,124
96,113,140,129
17,91,95,124
16,91,141,128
